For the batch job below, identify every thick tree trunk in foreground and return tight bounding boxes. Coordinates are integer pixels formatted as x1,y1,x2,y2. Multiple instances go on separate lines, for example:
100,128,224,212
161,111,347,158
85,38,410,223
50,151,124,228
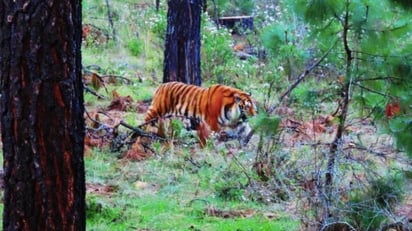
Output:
0,1,85,230
163,0,202,86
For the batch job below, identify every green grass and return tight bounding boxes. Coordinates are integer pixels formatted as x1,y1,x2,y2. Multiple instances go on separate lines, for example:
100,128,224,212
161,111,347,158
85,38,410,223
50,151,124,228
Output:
86,186,298,231
86,194,298,231
84,147,299,231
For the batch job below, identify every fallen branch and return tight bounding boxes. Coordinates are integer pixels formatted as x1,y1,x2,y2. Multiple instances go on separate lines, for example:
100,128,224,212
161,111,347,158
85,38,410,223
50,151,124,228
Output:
136,114,200,129
84,85,107,99
83,64,103,72
380,221,410,231
320,221,357,231
119,120,166,141
101,74,132,85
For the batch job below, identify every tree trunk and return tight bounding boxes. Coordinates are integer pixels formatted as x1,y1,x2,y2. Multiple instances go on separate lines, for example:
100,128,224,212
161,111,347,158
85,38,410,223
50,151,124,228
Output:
163,0,202,86
324,2,353,220
0,1,85,230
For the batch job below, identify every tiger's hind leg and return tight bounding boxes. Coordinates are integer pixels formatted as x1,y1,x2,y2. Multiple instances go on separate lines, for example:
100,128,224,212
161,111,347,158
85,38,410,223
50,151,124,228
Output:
196,120,212,148
143,117,168,140
146,116,212,148
180,117,212,148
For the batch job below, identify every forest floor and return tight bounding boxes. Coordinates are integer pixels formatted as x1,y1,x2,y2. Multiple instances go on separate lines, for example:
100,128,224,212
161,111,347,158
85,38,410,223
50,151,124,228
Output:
82,84,412,230
1,0,412,230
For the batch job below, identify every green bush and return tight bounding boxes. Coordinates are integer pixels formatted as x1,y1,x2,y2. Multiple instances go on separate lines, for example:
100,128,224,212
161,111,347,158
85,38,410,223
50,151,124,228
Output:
347,173,405,230
148,9,167,39
127,38,144,57
213,163,250,201
86,196,125,224
201,18,236,82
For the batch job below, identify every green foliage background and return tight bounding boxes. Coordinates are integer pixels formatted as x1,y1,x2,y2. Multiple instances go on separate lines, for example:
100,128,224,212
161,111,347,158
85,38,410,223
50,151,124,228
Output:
77,0,412,230
280,0,412,156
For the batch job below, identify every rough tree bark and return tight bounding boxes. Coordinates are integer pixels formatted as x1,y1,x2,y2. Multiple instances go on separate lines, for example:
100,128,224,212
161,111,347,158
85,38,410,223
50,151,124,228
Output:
163,0,202,86
0,1,85,230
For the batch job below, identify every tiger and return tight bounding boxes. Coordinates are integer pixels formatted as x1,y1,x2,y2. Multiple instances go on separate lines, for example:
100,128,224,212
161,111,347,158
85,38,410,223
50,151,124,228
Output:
144,81,257,146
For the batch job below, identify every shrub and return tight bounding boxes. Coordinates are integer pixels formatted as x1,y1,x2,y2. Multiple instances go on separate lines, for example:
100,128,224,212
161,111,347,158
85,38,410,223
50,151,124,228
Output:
346,172,405,230
127,38,144,57
214,163,249,201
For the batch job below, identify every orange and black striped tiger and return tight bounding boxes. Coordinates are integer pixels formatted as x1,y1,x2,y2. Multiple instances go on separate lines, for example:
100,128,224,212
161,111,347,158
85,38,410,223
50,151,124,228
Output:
144,81,257,146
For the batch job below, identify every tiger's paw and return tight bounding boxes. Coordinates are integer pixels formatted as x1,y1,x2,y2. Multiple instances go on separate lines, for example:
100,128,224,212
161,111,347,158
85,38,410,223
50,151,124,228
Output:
218,122,254,146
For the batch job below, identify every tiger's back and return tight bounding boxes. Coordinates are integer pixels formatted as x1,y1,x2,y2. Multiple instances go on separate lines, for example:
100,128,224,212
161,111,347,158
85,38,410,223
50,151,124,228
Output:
144,81,209,124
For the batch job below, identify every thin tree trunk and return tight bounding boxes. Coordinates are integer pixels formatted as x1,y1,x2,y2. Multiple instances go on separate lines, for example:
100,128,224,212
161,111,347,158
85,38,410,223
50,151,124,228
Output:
0,1,85,230
105,0,116,40
163,0,202,85
156,0,160,11
324,0,353,219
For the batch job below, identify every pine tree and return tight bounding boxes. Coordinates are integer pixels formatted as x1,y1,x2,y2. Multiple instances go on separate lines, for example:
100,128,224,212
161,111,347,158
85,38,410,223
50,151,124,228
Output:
0,1,85,230
263,0,412,228
292,0,412,155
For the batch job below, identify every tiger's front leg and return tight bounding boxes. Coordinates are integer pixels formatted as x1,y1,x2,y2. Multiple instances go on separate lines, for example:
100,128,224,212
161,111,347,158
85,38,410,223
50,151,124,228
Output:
218,122,254,146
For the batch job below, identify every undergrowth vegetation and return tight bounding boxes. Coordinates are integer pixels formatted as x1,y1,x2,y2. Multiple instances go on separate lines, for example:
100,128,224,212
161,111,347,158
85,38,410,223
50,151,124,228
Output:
80,0,412,230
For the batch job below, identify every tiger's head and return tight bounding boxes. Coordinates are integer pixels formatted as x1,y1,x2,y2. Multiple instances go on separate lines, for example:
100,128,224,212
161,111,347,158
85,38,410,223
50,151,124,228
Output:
218,90,256,145
210,84,257,129
233,92,257,123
